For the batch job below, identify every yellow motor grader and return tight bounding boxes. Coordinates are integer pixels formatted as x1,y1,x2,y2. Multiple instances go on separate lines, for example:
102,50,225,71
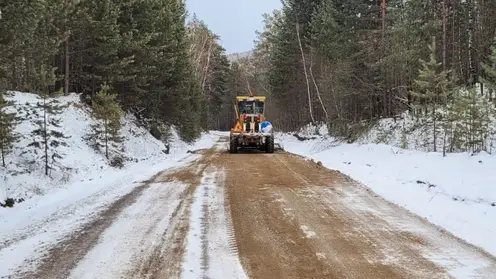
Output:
229,91,274,153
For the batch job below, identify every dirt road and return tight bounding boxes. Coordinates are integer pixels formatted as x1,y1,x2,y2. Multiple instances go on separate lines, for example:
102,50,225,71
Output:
4,138,496,278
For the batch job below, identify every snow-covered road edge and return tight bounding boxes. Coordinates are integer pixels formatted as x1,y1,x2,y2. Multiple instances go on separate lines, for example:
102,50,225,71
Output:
278,133,496,258
0,133,219,278
67,181,188,279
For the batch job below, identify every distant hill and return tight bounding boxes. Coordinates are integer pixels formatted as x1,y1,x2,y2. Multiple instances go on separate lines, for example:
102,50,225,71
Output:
226,50,253,62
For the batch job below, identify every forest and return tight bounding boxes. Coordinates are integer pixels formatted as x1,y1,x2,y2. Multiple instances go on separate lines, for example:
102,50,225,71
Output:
235,0,496,153
1,0,496,154
0,0,235,143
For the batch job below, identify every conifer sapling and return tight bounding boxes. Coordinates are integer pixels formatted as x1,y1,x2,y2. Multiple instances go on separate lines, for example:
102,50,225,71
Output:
90,84,123,160
0,91,17,167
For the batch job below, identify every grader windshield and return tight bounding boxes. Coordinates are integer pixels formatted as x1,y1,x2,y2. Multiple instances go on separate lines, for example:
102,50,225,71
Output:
238,100,264,115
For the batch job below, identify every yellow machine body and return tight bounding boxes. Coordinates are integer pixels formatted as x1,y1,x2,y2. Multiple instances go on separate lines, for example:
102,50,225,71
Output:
229,92,274,153
231,95,266,134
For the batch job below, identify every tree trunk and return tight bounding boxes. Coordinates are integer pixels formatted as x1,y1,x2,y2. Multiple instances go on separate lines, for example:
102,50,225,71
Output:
104,119,108,159
64,39,70,95
1,141,5,167
442,0,447,71
309,51,329,124
295,22,315,124
381,0,388,117
202,40,214,94
44,96,48,176
432,103,437,152
381,0,386,39
0,112,4,167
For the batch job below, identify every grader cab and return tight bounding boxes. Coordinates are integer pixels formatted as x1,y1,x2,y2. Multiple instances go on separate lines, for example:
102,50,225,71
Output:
229,92,274,153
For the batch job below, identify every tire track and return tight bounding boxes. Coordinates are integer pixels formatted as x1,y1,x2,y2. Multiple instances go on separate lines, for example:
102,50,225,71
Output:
223,173,242,260
15,184,150,279
200,179,211,278
130,183,196,279
204,166,248,279
9,152,207,279
0,152,202,278
181,166,216,278
218,144,496,279
180,163,248,279
0,180,140,251
130,151,221,279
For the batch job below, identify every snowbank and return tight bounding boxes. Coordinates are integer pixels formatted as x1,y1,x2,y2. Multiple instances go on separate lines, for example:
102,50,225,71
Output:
0,134,216,278
277,132,496,257
0,91,217,203
358,85,496,153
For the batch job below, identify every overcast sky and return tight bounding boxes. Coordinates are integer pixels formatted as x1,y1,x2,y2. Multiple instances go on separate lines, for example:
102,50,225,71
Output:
185,0,282,54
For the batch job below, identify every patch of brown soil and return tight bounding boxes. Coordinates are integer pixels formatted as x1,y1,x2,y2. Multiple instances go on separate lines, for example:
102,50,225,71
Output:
187,148,209,154
153,148,219,184
399,231,428,246
158,167,198,184
217,149,459,279
218,153,337,279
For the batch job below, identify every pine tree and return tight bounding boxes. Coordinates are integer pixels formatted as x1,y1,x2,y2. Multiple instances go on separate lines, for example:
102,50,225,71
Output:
28,65,69,176
115,0,166,111
462,88,495,153
411,37,451,152
177,75,203,143
69,0,123,95
0,0,65,92
411,38,450,151
161,0,204,141
379,0,435,114
89,84,123,160
481,40,496,102
441,84,496,154
311,0,347,62
443,87,467,152
0,90,18,167
266,0,324,130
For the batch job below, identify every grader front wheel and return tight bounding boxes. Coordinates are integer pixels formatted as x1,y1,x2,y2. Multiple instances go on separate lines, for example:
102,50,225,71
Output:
265,136,274,153
229,136,238,153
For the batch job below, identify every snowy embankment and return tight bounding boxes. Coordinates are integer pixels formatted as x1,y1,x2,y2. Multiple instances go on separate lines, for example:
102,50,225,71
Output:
0,91,217,235
277,128,496,257
0,91,218,277
0,91,215,203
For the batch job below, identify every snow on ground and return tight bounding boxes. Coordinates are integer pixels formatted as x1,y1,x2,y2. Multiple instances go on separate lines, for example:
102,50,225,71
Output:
357,84,496,153
67,148,247,279
181,165,247,279
68,181,188,279
0,143,215,278
0,91,216,203
277,132,496,257
0,91,219,277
